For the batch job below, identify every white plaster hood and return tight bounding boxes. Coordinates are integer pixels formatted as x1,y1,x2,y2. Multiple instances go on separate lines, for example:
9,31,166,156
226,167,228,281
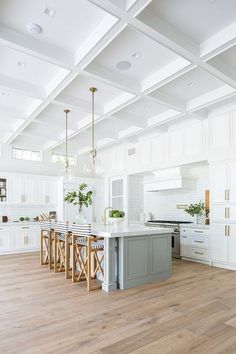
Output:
143,167,191,191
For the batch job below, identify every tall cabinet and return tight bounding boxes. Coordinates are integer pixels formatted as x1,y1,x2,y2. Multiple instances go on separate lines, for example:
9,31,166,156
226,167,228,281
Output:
211,160,236,268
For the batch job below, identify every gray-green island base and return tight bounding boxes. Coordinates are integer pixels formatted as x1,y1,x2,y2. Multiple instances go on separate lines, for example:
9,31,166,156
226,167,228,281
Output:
91,224,172,292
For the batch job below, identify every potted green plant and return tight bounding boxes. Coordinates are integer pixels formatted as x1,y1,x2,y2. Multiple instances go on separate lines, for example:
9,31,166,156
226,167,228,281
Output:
184,202,205,224
109,209,125,225
64,183,93,224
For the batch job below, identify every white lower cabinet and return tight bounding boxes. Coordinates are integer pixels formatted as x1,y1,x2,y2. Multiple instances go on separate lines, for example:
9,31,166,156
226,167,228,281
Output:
0,226,12,252
212,223,236,267
0,224,40,255
180,226,210,263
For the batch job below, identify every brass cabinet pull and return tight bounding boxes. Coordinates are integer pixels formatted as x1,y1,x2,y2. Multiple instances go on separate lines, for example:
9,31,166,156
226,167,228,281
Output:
227,190,230,201
225,189,227,201
227,208,230,219
225,208,227,218
228,225,230,237
194,230,203,233
194,240,204,243
21,227,29,229
182,236,187,238
225,225,228,236
194,251,204,255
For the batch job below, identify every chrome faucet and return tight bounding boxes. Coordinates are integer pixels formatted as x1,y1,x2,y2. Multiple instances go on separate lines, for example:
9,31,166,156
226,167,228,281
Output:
102,206,113,225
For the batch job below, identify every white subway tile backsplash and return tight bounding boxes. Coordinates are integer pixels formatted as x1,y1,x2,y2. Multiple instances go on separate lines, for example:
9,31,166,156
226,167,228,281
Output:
129,164,209,223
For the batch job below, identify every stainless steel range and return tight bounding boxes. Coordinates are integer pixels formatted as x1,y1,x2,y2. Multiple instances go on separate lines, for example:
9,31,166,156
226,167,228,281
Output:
145,220,192,258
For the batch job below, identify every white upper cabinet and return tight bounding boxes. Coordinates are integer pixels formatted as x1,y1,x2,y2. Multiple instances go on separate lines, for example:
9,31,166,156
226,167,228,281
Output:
168,129,184,160
209,111,236,151
210,113,230,150
185,120,203,157
210,162,228,203
6,174,57,205
210,160,236,204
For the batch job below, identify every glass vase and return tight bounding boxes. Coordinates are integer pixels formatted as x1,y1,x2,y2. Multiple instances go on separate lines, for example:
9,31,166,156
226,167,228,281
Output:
75,207,87,225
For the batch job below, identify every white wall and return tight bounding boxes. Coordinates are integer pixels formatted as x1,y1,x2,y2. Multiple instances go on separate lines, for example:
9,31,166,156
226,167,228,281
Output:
144,163,209,222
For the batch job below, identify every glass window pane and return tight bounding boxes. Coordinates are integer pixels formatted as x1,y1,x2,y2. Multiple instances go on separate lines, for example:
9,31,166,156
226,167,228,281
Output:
12,148,41,162
112,179,123,196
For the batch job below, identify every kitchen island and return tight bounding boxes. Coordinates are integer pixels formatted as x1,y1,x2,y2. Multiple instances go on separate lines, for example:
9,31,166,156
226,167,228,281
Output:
91,224,173,292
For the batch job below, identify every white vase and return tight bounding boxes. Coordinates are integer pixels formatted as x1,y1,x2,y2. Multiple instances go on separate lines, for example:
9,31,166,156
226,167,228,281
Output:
75,207,87,224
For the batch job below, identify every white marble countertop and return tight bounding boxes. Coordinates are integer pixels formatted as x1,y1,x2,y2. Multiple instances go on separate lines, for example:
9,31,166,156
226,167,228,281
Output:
0,221,39,227
91,223,173,238
180,223,210,229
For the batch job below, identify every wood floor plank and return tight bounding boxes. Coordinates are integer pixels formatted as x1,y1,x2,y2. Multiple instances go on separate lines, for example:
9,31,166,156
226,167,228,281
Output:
1,253,236,353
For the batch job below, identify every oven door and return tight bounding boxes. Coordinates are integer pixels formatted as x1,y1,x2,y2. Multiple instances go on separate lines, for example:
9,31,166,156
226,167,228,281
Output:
172,232,180,259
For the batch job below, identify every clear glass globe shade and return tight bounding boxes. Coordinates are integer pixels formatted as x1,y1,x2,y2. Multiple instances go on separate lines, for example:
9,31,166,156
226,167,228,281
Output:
83,157,103,177
58,163,75,182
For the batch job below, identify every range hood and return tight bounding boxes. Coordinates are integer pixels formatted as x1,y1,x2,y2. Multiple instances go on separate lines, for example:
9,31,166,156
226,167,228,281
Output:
143,167,190,191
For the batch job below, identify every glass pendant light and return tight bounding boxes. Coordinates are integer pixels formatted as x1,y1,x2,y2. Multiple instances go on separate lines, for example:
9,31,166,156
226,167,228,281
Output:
83,87,103,177
58,109,75,182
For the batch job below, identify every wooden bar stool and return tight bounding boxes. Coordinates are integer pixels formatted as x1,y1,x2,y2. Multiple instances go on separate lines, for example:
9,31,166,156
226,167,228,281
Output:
54,222,71,279
40,221,54,269
71,224,104,291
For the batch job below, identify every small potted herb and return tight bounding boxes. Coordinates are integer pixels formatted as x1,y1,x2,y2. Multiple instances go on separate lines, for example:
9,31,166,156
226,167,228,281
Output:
184,202,205,224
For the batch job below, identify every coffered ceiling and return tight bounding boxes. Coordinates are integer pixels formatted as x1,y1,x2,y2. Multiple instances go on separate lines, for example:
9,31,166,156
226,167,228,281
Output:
0,0,235,156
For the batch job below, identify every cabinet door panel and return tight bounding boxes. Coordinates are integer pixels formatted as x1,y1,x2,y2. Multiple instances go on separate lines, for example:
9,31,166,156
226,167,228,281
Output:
211,223,228,263
211,205,236,222
210,113,230,150
228,161,236,202
211,163,228,203
23,178,35,203
228,224,236,264
180,234,190,257
0,227,12,251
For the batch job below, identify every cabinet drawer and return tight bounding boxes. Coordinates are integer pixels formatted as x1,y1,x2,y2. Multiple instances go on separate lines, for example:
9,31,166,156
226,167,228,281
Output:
189,228,209,237
190,236,209,248
190,248,209,260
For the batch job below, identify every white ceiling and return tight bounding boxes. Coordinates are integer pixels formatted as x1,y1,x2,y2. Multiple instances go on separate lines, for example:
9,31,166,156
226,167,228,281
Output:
0,0,235,156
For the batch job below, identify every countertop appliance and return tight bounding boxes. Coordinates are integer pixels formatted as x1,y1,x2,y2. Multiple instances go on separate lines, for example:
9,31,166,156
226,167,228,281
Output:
145,220,192,258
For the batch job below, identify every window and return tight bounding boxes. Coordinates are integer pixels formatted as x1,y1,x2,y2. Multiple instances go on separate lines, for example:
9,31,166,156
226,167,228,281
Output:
51,153,76,166
12,148,41,162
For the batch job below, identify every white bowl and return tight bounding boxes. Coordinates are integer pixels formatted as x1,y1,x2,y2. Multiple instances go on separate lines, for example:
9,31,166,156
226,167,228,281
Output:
109,217,124,225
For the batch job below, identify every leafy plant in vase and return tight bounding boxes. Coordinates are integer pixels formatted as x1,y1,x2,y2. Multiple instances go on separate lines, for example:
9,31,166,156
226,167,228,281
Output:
64,183,93,224
184,202,205,224
109,209,125,225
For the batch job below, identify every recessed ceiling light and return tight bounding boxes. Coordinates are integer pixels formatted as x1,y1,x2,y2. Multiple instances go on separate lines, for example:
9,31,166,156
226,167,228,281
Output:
131,52,141,60
210,0,216,4
43,6,56,17
17,61,27,68
27,23,43,35
0,92,9,97
188,81,195,87
116,61,131,70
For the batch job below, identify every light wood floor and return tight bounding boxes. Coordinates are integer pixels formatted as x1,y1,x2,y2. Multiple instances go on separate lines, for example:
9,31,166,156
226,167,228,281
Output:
1,254,236,354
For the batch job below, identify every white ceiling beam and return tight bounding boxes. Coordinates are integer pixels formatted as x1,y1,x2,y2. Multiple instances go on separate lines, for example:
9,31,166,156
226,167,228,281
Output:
130,11,236,89
53,93,104,115
0,74,45,100
200,22,236,60
114,112,147,128
147,91,185,112
187,86,236,112
5,71,79,144
0,24,74,70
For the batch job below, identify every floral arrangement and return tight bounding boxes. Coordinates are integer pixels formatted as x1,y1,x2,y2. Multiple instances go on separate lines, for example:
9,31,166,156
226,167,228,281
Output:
64,183,93,211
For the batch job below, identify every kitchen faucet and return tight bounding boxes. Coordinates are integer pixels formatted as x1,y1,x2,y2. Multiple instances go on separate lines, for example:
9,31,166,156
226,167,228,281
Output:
102,206,113,225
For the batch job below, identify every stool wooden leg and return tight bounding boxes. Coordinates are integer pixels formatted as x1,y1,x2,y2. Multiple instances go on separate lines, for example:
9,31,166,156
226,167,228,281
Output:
72,235,76,283
87,241,91,291
65,234,70,279
48,234,52,270
54,233,58,273
40,232,44,266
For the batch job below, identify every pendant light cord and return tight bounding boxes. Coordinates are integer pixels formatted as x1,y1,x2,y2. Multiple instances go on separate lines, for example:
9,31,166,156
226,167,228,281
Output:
64,109,70,170
90,87,97,160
